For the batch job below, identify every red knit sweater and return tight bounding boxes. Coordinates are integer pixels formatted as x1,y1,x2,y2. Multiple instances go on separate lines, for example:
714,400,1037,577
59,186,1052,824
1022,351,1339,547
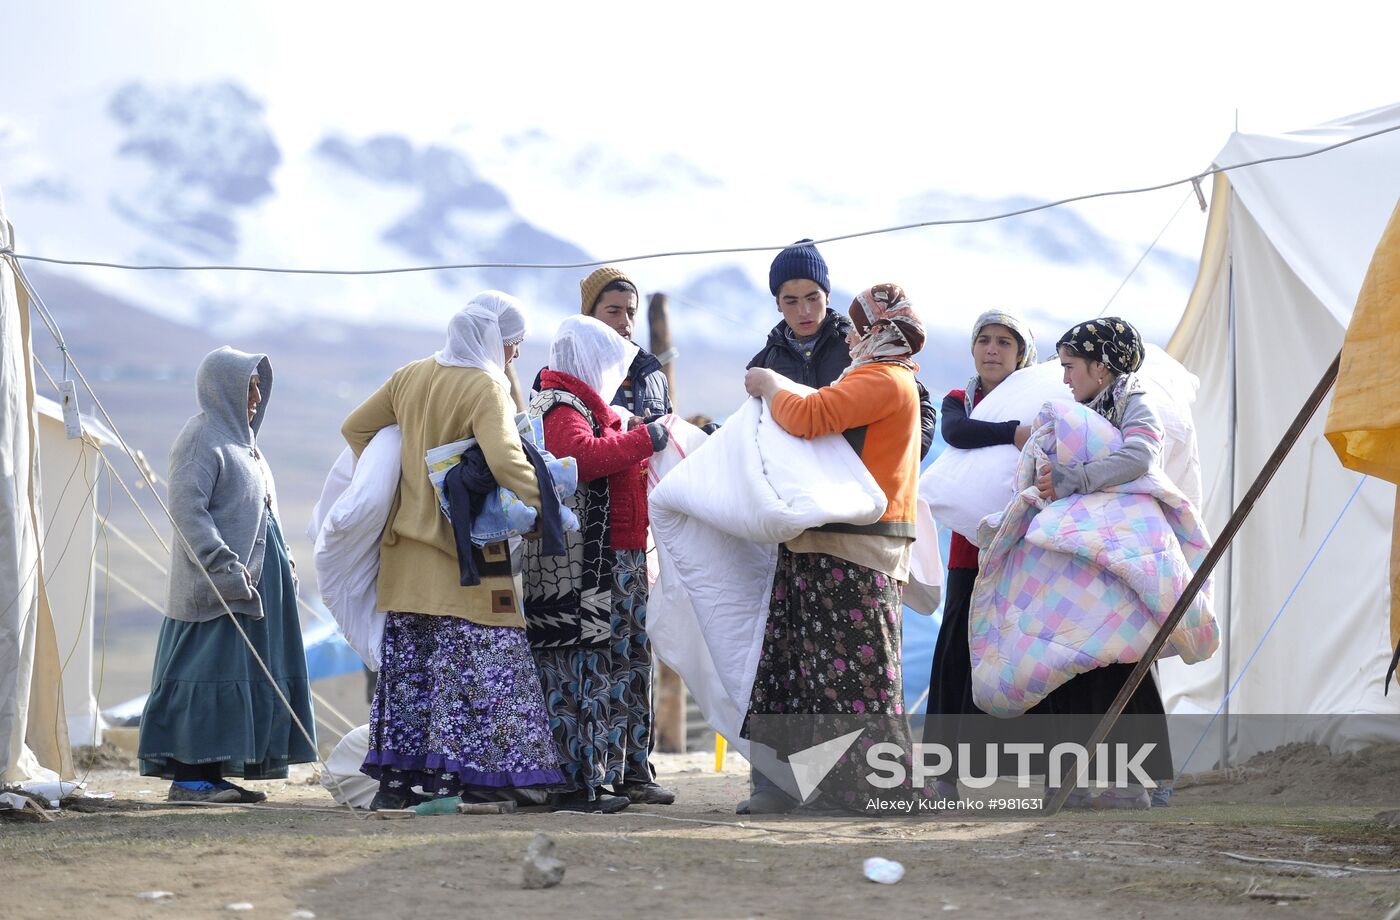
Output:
947,387,979,570
538,369,654,551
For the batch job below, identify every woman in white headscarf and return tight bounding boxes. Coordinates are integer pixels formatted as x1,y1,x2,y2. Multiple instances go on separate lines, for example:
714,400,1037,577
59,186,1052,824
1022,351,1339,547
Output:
522,315,673,813
341,291,564,810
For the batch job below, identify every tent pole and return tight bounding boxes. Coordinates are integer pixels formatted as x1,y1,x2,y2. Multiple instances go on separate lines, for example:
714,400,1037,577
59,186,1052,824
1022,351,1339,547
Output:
1221,261,1237,771
1043,350,1342,816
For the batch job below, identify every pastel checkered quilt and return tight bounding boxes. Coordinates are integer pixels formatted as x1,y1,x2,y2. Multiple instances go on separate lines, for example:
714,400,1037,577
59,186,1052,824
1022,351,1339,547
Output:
969,401,1218,717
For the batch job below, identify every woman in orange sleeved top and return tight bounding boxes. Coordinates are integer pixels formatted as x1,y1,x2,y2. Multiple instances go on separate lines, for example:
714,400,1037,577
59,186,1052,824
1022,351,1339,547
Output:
740,283,923,813
921,311,1037,802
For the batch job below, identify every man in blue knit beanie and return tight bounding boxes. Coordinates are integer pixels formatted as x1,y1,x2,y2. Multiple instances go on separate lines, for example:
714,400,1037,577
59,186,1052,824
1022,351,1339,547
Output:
738,238,937,816
747,239,847,391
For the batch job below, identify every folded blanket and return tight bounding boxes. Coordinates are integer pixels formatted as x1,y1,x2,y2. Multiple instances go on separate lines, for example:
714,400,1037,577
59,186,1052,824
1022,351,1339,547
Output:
969,401,1219,717
426,412,580,543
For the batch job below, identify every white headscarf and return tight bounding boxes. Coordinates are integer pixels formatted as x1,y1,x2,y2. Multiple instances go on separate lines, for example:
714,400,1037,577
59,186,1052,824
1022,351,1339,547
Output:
436,291,528,387
549,315,639,402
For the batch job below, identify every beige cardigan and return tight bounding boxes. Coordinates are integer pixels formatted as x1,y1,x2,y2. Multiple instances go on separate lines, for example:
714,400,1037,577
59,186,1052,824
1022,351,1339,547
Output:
342,359,542,628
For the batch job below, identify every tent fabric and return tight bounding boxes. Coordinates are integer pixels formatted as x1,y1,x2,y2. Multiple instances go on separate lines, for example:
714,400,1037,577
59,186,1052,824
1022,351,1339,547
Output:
646,397,887,753
1325,198,1400,485
0,200,72,782
1323,198,1400,676
1161,105,1400,762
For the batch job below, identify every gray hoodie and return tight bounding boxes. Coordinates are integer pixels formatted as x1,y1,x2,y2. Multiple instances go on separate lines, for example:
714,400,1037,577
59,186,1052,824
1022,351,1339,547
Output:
165,347,281,622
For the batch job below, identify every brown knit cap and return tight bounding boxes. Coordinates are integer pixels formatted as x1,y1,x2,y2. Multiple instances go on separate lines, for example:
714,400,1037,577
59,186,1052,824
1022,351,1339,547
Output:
579,266,637,315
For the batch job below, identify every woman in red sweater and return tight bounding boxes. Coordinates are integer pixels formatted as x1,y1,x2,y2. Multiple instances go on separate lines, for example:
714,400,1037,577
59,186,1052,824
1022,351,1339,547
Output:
522,315,672,813
741,283,924,813
922,310,1037,801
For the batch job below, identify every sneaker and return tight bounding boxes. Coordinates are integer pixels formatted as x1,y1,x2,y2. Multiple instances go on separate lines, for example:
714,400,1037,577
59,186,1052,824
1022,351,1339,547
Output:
735,787,798,815
548,791,630,814
168,781,240,804
1091,788,1151,811
213,781,267,804
614,781,676,805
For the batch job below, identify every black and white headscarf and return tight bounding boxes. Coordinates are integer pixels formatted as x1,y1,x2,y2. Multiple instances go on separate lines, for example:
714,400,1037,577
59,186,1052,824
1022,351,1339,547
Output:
1056,316,1146,426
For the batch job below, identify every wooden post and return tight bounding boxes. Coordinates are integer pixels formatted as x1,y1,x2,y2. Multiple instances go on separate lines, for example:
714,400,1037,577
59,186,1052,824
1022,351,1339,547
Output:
647,291,687,753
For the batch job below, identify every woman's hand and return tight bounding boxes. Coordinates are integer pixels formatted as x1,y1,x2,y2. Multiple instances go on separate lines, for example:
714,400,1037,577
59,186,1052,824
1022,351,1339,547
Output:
1013,424,1031,450
743,367,780,400
1036,463,1055,501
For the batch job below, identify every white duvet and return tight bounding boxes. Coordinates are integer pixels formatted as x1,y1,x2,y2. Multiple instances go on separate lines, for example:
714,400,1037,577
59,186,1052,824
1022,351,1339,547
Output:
647,398,910,756
920,346,1203,542
306,426,402,670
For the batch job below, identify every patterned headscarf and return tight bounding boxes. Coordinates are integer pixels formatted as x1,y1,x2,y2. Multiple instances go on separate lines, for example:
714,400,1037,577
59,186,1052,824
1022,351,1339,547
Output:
842,284,924,378
1055,316,1146,426
965,309,1038,412
1055,316,1144,375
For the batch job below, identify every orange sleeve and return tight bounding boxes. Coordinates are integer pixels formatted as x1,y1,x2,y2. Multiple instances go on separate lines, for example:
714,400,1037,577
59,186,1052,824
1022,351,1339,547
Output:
769,365,898,439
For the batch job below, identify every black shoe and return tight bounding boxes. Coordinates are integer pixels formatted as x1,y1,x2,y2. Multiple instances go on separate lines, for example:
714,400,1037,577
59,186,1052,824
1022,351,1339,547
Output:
615,781,676,805
369,788,427,811
735,788,797,815
548,791,629,814
167,781,240,804
213,781,267,804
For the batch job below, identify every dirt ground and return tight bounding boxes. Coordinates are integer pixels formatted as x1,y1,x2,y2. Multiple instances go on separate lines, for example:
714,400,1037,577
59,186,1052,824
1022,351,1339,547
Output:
3,747,1398,920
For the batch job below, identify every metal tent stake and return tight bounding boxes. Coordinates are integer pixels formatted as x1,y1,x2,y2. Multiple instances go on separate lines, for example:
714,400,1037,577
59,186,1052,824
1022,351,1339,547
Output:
1043,351,1342,816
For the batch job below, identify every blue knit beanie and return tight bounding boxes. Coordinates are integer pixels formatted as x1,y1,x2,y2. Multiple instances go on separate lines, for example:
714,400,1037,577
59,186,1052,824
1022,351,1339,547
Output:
768,239,830,296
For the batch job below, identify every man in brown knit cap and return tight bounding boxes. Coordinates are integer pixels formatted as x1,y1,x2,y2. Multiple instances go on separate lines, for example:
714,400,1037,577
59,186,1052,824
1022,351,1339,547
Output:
574,266,673,421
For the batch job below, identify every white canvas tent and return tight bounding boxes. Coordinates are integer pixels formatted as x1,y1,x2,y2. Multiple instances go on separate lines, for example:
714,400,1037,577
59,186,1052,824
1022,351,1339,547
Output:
1,189,73,783
33,394,117,747
1159,104,1400,766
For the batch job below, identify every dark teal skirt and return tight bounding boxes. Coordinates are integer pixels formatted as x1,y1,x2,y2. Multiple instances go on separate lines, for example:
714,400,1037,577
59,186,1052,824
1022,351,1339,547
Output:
139,515,317,779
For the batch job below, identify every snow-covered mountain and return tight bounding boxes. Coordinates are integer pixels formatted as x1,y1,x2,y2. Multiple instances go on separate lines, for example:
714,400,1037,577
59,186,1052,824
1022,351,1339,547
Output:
1,78,1199,385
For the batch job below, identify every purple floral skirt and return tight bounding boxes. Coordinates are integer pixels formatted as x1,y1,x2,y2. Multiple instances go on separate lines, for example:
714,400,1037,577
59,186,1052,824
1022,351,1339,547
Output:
362,612,564,795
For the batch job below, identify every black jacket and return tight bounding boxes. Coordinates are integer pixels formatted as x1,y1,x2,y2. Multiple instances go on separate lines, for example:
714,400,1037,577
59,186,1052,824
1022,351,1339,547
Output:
531,348,673,422
746,309,854,390
620,349,672,422
747,309,936,459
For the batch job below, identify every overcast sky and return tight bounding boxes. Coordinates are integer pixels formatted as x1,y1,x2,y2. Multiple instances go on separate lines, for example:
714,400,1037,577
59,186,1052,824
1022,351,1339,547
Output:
3,0,1398,330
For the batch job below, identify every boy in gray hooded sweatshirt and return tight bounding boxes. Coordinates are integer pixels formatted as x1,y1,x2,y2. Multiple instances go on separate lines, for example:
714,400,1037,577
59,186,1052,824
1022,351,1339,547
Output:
138,347,316,803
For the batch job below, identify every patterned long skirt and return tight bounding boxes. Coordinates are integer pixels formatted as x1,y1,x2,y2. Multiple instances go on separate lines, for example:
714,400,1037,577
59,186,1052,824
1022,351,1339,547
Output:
744,547,910,806
361,612,564,796
532,549,653,800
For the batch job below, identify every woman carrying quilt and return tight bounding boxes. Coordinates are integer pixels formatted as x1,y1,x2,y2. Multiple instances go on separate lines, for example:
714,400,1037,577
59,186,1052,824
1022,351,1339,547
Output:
922,311,1037,802
1037,316,1174,809
523,315,674,813
741,283,924,814
341,292,564,811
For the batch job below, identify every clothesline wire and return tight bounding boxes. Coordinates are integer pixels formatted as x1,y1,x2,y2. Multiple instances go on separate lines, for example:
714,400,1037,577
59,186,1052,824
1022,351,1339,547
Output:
1177,476,1367,776
3,121,1397,277
8,257,367,821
